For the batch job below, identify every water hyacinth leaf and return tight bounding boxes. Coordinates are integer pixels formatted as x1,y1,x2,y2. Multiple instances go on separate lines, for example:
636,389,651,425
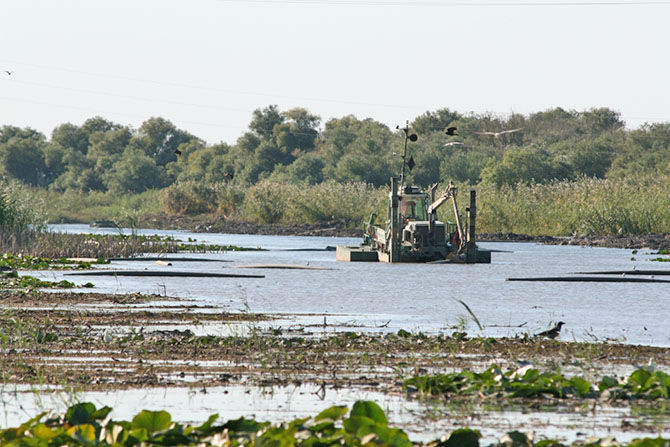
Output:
66,423,96,443
129,427,149,442
535,441,568,447
499,430,532,447
194,413,219,433
626,438,670,446
65,402,97,426
599,376,619,391
30,423,58,440
569,377,592,396
628,369,652,390
343,415,377,437
223,416,267,433
315,405,348,422
132,410,172,433
350,401,387,425
441,428,481,447
92,406,113,421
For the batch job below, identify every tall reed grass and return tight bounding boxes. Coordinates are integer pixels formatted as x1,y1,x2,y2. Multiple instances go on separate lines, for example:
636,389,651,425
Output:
476,175,670,235
0,180,45,251
31,188,163,225
240,180,387,226
20,176,670,237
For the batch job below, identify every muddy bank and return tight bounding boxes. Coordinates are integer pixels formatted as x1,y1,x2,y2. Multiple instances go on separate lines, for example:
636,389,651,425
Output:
134,213,363,238
91,213,670,250
1,290,669,392
478,232,670,251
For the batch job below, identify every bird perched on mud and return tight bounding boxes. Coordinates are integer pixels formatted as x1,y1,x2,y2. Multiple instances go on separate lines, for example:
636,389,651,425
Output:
534,321,565,339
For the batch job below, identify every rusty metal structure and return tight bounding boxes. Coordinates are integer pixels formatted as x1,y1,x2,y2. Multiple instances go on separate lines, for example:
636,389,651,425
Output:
336,124,491,264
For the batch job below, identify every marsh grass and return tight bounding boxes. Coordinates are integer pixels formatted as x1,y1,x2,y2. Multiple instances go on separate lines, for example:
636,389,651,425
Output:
18,175,670,237
1,232,179,259
476,175,670,236
31,188,163,225
0,180,45,241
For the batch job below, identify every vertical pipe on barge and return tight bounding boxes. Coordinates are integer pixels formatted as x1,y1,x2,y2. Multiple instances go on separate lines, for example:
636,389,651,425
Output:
466,189,477,263
390,177,400,263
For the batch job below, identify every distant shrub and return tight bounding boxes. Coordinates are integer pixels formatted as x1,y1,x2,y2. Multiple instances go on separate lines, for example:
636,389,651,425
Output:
0,180,43,237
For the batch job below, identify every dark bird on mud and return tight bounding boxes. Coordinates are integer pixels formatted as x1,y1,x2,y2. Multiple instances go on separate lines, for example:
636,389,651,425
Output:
534,321,565,339
472,128,523,138
174,149,182,156
445,126,458,136
224,172,234,180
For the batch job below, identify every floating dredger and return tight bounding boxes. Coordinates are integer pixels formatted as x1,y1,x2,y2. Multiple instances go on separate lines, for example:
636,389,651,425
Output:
337,124,491,264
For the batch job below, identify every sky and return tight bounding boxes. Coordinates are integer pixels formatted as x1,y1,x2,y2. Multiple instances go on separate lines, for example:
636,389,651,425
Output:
1,0,670,145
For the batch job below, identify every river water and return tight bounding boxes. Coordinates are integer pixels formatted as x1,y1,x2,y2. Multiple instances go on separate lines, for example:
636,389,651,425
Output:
32,224,670,347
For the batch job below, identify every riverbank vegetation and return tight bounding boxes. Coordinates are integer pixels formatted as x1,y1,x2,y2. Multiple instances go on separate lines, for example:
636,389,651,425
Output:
2,106,670,235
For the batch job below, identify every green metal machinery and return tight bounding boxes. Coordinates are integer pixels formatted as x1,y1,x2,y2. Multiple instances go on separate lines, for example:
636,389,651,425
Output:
336,124,491,264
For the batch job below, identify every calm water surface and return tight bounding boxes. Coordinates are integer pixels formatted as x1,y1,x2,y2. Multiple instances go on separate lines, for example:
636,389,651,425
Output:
37,224,669,347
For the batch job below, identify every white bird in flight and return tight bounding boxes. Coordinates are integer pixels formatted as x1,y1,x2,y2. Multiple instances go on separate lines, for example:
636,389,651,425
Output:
443,142,464,147
472,128,523,138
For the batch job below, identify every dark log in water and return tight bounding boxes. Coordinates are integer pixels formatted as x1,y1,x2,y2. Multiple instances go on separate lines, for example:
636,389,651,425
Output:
65,271,264,278
108,257,230,262
575,270,670,276
507,276,670,283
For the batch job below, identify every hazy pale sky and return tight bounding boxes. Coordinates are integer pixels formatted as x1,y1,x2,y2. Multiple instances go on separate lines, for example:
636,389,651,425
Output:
2,0,669,144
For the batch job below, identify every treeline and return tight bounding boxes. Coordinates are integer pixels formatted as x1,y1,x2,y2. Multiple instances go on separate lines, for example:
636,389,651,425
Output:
2,106,670,195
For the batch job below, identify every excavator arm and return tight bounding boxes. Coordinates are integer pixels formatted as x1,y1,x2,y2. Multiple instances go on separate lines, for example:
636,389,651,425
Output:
427,181,465,251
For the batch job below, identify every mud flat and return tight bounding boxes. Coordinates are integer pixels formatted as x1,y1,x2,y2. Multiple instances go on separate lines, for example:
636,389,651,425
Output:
1,289,669,443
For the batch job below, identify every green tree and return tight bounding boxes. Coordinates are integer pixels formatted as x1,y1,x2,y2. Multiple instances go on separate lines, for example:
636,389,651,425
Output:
0,126,48,186
51,123,89,154
411,108,461,135
480,145,574,186
103,147,165,193
130,117,198,168
249,105,284,141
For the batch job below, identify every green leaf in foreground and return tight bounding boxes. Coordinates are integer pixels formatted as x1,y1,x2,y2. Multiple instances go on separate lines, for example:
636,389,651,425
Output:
132,409,172,433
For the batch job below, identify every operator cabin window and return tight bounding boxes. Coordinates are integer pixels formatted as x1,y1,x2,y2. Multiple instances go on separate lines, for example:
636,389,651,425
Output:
401,198,428,221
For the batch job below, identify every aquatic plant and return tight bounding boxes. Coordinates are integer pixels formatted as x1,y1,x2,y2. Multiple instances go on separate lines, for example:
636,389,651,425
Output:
0,253,106,270
405,365,670,401
0,272,83,290
1,400,668,447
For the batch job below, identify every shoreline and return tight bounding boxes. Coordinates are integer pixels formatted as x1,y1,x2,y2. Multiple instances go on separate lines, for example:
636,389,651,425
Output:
132,214,670,250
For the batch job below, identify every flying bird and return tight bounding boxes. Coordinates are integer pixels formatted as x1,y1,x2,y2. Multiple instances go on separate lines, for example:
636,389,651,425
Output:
472,128,523,138
3,70,11,76
445,126,458,136
443,142,464,147
534,321,565,339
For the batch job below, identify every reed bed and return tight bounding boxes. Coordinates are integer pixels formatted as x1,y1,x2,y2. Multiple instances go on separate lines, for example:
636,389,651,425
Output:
0,231,179,259
14,176,670,238
32,188,163,224
476,175,670,236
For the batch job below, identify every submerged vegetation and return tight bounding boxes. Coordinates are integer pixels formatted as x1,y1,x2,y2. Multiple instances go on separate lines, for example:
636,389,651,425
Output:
2,400,668,447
